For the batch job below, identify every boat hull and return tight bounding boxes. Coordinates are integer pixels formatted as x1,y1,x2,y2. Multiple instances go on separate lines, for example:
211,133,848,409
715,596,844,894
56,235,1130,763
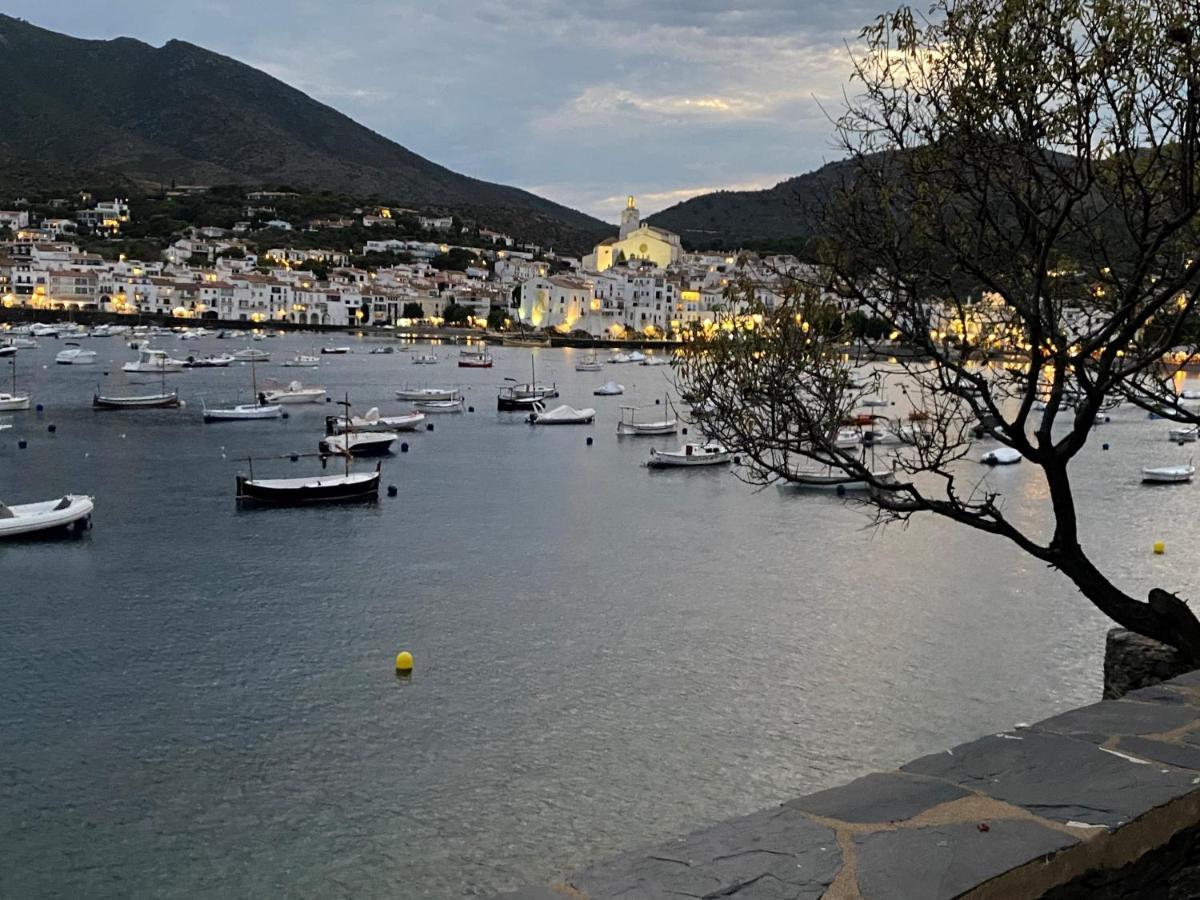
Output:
0,395,31,411
0,495,94,538
264,390,327,404
458,359,493,368
617,421,678,435
203,404,283,421
319,433,398,456
236,470,380,505
93,392,180,409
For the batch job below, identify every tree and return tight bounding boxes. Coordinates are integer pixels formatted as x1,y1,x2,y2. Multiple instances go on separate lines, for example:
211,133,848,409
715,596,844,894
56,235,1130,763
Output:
441,301,472,325
402,301,425,320
679,0,1200,658
487,306,508,331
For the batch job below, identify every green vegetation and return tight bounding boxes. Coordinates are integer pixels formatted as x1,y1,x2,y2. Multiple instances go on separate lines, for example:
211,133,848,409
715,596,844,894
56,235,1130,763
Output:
402,302,425,320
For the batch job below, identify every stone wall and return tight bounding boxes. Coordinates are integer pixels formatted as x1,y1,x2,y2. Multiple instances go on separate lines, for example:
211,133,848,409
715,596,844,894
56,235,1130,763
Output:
499,666,1200,899
1103,628,1194,700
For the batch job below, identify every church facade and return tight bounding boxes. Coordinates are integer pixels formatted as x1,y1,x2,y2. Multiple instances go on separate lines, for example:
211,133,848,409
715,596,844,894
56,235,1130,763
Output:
582,196,683,273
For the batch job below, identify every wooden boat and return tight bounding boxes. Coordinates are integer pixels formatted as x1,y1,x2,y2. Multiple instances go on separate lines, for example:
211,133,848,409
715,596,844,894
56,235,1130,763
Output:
982,447,1022,465
458,350,493,368
232,348,270,362
326,408,425,434
647,442,731,468
202,358,280,420
319,430,398,456
320,346,350,355
413,398,464,414
412,353,439,365
122,348,183,373
785,470,895,492
262,381,327,404
283,354,321,368
502,333,551,348
575,353,603,372
527,403,595,425
498,359,558,410
93,390,180,409
370,346,395,355
1142,464,1195,484
0,494,94,538
183,354,235,368
237,462,380,505
396,386,461,401
616,402,677,436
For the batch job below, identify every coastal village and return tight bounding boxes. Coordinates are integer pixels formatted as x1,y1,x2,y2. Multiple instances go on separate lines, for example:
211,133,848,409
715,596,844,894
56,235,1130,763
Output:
0,192,817,338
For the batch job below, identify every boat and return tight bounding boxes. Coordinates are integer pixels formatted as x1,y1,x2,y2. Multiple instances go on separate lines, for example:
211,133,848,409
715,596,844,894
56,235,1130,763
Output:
616,402,678,435
413,397,465,414
575,353,604,372
594,381,625,396
785,470,894,492
412,353,439,365
498,358,558,410
1,336,38,350
283,354,321,368
1180,389,1200,400
326,407,426,434
834,427,863,449
321,346,350,355
641,355,669,367
261,380,327,404
93,390,180,409
202,358,281,421
122,348,184,373
647,442,732,468
55,344,97,365
458,347,494,368
183,354,235,368
609,352,634,364
1168,425,1199,442
232,348,270,362
527,402,595,425
370,346,395,355
627,350,647,363
395,386,462,401
1142,464,1195,484
0,348,31,410
861,397,891,408
0,494,94,538
237,465,381,505
982,447,1022,465
319,430,398,456
502,333,551,348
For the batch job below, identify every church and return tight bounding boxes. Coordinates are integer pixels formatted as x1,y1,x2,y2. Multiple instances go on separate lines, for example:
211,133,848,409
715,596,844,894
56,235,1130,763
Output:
582,196,683,273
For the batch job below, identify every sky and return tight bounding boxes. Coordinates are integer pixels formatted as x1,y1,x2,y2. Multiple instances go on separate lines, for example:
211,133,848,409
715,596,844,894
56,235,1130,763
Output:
11,1,892,222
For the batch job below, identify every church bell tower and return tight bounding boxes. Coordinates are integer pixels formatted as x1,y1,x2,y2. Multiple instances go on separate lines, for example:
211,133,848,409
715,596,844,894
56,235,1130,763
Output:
619,195,640,239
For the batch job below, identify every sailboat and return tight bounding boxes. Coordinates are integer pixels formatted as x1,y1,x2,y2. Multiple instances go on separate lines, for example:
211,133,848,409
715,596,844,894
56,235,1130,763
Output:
94,355,179,408
203,358,282,421
575,351,603,372
616,395,678,435
0,346,31,411
497,355,558,411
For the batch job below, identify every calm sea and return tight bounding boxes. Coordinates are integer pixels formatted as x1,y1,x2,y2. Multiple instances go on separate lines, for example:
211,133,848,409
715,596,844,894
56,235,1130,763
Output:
1,334,1196,897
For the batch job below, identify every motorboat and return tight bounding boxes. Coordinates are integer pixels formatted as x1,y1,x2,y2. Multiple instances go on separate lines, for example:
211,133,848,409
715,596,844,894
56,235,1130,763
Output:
283,354,321,368
396,387,461,402
237,461,380,505
982,447,1022,465
412,353,439,365
262,381,327,404
1,336,38,350
0,494,94,538
232,348,270,362
627,350,647,363
203,402,283,421
413,398,464,414
647,442,732,468
527,402,595,425
575,353,603,372
321,346,350,355
370,346,395,355
1143,464,1195,484
55,344,97,365
183,354,235,368
320,430,398,456
609,352,634,364
616,404,678,435
93,390,180,409
1168,425,1199,442
122,348,184,373
594,381,625,396
326,408,426,434
641,355,669,366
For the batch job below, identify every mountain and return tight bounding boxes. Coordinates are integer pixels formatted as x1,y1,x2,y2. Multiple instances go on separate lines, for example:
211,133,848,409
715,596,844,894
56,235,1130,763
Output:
0,15,610,247
646,161,858,249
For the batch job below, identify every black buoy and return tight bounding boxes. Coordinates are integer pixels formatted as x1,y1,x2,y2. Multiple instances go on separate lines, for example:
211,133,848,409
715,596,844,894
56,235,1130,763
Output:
47,424,56,433
681,427,688,435
1102,443,1110,451
290,453,299,462
387,485,398,497
281,411,289,419
35,403,44,413
18,439,27,449
325,396,332,403
468,405,474,413
586,436,593,446
734,456,742,464
655,398,661,405
836,484,846,496
400,442,409,453
426,423,434,431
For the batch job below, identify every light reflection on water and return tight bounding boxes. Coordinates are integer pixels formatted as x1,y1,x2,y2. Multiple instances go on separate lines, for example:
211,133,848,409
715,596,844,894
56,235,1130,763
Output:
1,337,1197,897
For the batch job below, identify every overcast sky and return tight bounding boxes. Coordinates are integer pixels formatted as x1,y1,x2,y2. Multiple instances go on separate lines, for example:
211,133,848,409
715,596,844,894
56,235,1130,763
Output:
13,1,891,222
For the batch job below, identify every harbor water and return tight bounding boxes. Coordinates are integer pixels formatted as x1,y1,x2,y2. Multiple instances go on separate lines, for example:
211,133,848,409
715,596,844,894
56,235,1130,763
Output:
2,334,1197,897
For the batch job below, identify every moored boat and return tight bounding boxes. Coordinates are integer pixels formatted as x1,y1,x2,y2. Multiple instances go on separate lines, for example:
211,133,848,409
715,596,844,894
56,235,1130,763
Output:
412,353,439,365
320,346,350,355
1142,464,1195,484
93,390,180,409
283,354,321,368
122,348,184,373
526,402,595,425
1168,425,1199,442
982,447,1022,466
232,348,270,362
0,494,94,538
594,381,625,396
262,380,327,404
319,430,398,456
55,344,97,365
413,397,464,414
647,442,731,468
203,402,282,421
326,407,426,434
237,462,380,505
183,353,235,368
575,352,603,372
395,386,461,401
616,403,678,435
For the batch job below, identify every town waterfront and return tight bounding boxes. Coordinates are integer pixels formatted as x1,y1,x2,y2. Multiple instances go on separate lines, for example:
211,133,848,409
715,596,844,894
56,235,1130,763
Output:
2,335,1197,897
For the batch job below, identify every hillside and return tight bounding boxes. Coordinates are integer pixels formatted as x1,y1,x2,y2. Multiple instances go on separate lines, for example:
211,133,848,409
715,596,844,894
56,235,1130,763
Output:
0,15,610,248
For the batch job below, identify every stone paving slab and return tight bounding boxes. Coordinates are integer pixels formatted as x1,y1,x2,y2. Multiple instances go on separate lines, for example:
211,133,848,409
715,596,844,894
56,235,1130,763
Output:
1117,735,1200,771
854,819,1079,900
1032,698,1199,738
902,730,1198,827
569,805,840,900
786,771,969,824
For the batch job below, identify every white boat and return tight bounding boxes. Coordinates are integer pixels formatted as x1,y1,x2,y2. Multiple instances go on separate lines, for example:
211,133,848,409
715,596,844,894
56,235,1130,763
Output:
609,352,634,364
93,390,179,409
370,346,396,355
1,336,38,350
395,386,461,401
861,397,890,408
413,397,464,414
320,430,398,456
320,346,350,355
232,348,270,362
527,402,596,425
1168,425,1199,442
641,355,669,367
1143,464,1195,484
237,468,380,505
412,353,439,365
183,354,235,368
262,381,327,404
29,323,59,337
593,381,625,396
327,407,426,434
1180,389,1200,400
122,348,184,373
575,353,604,372
0,348,31,409
647,442,731,468
627,350,647,363
982,447,1022,465
617,403,678,435
203,402,283,421
0,494,94,538
834,427,863,449
283,354,321,368
785,470,894,491
55,345,98,365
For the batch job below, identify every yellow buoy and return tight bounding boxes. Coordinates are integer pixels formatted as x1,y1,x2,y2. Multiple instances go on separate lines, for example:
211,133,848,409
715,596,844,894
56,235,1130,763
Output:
1153,541,1166,555
395,650,414,673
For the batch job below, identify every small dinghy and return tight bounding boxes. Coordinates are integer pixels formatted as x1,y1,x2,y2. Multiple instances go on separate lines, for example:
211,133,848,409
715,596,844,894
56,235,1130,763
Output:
0,494,94,538
55,344,97,365
326,407,426,434
93,390,179,409
1142,463,1195,484
1168,425,1199,443
412,353,439,365
262,381,327,404
320,346,350,355
183,354,235,368
593,381,625,396
283,354,321,368
982,447,1022,466
413,397,464,414
527,403,596,425
203,402,282,421
575,353,603,372
319,430,398,456
232,348,270,362
647,442,732,468
396,387,461,402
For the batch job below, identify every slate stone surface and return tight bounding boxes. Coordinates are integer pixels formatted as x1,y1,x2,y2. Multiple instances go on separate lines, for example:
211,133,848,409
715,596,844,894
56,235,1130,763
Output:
855,820,1079,900
786,771,969,824
1117,736,1200,771
569,805,840,900
1123,684,1200,707
901,731,1199,827
1033,699,1198,738
1170,670,1200,689
491,890,564,900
